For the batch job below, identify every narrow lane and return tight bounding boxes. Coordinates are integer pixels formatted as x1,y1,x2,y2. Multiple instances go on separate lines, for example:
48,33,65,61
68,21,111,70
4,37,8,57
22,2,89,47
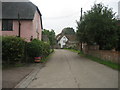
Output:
28,49,118,88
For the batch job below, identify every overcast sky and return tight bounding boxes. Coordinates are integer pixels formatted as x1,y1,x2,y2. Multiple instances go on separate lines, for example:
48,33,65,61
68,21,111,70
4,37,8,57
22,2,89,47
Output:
30,0,120,35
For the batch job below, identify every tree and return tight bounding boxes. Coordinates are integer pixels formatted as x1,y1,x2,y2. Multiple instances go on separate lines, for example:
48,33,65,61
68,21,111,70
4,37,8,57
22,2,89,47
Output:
77,3,117,50
116,24,120,51
48,30,56,48
62,27,75,35
42,29,56,49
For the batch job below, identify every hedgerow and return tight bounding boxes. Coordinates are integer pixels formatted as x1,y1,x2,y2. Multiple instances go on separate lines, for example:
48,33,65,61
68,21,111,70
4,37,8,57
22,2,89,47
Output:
2,37,51,66
2,36,25,65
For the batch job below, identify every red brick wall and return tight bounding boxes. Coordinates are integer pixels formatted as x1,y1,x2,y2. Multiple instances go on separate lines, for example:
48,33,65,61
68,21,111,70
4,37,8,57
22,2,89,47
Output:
83,45,120,64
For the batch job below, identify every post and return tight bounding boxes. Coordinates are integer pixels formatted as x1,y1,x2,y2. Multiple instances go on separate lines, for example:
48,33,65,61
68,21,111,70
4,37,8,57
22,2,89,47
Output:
80,8,83,21
80,8,83,51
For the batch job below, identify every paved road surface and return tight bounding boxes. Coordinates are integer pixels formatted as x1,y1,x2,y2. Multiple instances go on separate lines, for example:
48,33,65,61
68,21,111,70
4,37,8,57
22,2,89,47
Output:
27,49,118,88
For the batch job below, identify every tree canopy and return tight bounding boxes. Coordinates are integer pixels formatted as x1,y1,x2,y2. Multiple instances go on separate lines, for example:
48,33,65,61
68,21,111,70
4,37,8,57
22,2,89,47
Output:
62,27,75,35
77,3,118,50
42,29,56,48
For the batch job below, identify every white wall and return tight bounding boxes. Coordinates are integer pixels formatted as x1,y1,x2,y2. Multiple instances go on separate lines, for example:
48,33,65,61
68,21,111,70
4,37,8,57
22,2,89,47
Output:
58,36,68,48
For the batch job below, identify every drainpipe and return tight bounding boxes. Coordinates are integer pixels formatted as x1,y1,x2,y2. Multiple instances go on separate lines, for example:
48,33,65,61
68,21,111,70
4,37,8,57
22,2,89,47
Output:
18,13,21,37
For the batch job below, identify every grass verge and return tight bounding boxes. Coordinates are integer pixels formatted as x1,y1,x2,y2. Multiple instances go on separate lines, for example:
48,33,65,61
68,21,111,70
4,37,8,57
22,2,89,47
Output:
65,48,120,70
64,48,80,53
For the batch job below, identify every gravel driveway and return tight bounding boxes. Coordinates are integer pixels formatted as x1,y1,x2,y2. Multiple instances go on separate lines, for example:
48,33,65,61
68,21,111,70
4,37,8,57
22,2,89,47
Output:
27,49,118,88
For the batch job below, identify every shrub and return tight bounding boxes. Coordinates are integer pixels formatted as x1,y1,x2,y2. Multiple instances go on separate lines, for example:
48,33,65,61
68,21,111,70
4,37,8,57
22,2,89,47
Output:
2,36,25,65
26,39,50,61
42,42,50,58
26,39,43,58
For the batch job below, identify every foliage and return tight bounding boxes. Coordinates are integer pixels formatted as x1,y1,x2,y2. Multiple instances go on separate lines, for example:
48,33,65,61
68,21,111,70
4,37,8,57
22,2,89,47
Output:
2,36,52,67
116,25,120,51
40,49,54,63
26,39,43,58
42,29,56,48
26,39,51,60
62,27,75,35
65,48,80,53
77,3,117,50
42,42,50,57
2,36,25,65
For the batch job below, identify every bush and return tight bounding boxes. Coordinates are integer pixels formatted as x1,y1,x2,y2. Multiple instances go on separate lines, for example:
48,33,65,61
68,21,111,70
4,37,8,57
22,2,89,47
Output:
2,36,26,65
26,39,43,58
2,37,51,65
26,39,50,61
42,42,50,58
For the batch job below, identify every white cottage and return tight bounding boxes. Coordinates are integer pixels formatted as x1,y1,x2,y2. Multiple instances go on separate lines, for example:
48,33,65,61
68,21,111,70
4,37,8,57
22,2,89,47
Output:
58,35,68,48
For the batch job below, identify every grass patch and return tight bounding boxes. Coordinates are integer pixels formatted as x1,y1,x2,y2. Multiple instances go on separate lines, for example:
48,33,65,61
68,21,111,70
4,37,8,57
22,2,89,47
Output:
65,48,80,53
65,48,120,70
85,55,120,70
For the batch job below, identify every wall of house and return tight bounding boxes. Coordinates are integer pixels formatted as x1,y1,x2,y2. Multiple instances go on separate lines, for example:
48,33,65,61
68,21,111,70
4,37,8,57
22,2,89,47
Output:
0,11,42,42
32,11,42,40
1,20,33,41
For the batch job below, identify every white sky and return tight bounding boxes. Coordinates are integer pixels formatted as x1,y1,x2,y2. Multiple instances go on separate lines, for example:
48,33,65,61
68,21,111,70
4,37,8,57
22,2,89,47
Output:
30,0,120,35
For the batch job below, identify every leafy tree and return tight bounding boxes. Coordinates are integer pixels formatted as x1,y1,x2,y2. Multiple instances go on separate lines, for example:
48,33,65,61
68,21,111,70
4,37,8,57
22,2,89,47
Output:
77,3,117,50
62,27,75,35
116,25,120,51
42,29,56,49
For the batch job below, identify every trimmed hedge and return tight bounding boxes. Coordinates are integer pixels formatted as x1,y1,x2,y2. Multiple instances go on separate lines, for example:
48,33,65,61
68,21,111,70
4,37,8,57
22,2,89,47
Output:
2,37,51,66
2,36,25,65
26,39,50,61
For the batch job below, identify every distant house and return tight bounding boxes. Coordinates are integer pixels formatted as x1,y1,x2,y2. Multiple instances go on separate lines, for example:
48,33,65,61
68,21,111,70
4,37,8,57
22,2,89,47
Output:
56,28,78,48
56,33,78,48
57,35,68,48
0,1,43,41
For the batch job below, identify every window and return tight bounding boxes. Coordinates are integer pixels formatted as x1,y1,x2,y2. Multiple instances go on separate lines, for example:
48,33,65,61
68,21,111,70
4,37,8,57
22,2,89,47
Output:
2,20,13,31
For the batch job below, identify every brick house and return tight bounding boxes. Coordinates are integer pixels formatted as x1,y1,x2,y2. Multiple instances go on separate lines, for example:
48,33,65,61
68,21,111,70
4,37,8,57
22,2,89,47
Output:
0,1,43,41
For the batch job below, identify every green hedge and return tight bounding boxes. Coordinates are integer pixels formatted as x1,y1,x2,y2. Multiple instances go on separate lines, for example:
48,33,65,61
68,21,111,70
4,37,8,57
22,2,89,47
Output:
2,37,51,66
2,36,25,65
26,39,50,60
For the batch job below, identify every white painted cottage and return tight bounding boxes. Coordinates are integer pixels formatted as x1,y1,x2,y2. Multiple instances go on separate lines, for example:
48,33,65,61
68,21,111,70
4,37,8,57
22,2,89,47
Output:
58,35,68,48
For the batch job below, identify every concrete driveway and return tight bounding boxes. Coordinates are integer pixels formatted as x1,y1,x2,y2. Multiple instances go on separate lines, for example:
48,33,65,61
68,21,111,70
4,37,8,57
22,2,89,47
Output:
27,49,118,88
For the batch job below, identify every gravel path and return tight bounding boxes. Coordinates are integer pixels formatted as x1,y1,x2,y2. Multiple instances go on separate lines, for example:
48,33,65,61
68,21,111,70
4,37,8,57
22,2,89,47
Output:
27,49,118,88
